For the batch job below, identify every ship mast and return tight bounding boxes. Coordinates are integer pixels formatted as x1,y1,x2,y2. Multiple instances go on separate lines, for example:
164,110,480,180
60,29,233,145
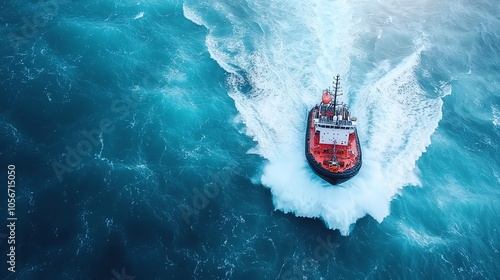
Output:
333,74,340,122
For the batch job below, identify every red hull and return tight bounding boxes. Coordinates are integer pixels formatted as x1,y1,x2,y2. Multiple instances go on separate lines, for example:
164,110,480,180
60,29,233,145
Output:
307,108,360,172
305,107,362,185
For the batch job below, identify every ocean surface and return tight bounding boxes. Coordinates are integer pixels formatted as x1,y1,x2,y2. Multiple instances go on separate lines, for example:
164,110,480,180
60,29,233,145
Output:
1,0,499,279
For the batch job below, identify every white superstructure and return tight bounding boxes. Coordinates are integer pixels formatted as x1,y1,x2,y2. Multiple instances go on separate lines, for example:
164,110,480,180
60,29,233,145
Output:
314,110,356,146
313,75,357,146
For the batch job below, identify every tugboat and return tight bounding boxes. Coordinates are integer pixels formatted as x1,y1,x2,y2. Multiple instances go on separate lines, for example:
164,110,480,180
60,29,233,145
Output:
305,75,362,184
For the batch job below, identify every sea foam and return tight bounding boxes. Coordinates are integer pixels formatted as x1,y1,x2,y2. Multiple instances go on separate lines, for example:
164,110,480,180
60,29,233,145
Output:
183,0,446,234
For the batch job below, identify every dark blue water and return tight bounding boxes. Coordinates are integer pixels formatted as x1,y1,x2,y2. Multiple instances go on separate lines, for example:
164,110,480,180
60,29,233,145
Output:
1,0,499,279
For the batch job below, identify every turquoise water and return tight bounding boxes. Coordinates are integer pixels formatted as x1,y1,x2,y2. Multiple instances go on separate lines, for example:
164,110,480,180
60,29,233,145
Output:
1,0,499,279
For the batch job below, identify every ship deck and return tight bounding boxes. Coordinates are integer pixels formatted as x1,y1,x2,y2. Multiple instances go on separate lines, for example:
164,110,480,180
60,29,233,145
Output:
308,110,360,173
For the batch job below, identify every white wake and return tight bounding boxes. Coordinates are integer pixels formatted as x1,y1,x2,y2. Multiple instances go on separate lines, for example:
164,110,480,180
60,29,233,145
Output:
183,0,447,234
